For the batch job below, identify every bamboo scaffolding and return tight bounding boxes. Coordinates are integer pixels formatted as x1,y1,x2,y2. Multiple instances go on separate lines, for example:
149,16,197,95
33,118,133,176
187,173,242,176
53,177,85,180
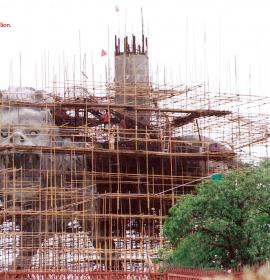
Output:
0,42,270,273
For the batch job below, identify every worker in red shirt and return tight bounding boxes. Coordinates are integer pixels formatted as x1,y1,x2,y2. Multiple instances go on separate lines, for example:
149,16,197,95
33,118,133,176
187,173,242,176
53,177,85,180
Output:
101,110,110,128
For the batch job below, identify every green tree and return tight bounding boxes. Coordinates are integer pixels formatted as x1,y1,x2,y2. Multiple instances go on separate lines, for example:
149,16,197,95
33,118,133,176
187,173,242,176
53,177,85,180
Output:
163,161,270,269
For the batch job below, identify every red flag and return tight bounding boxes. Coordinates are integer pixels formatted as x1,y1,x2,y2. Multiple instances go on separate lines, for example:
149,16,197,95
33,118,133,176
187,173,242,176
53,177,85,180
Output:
101,49,107,57
115,5,119,12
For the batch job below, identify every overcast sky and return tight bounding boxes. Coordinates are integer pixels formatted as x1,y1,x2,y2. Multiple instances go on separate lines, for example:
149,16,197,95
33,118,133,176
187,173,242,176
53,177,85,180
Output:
0,0,269,96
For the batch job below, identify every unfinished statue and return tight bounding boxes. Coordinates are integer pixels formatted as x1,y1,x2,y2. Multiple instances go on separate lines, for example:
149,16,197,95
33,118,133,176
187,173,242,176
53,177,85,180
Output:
0,87,95,270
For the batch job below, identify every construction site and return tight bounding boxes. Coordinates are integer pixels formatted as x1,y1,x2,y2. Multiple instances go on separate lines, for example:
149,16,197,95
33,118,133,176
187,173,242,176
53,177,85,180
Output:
0,33,269,276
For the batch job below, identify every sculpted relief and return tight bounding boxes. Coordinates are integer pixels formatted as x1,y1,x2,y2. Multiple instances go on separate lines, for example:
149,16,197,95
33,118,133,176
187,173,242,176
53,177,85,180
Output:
0,87,95,270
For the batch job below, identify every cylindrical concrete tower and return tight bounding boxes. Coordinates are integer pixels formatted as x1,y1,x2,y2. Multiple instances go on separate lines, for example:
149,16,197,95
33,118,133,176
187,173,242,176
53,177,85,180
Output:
114,35,150,127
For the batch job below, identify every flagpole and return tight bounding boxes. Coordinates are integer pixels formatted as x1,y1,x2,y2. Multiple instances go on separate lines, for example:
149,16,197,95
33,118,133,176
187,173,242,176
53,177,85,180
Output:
141,7,144,35
107,25,110,84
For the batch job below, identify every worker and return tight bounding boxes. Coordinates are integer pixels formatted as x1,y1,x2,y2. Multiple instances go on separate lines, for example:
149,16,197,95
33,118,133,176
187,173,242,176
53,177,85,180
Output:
101,110,110,129
109,133,115,150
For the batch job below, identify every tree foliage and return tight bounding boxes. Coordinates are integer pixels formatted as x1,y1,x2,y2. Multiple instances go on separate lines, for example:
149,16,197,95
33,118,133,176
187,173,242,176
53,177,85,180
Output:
163,161,270,269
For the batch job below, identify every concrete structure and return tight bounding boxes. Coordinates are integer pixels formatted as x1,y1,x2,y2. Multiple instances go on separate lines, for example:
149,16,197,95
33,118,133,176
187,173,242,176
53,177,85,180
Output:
0,35,268,272
114,35,151,127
